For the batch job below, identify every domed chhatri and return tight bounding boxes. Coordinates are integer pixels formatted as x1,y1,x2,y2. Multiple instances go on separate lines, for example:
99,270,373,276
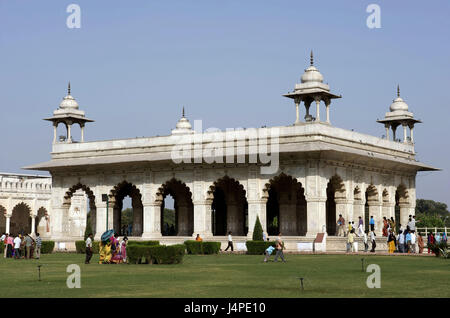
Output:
284,51,341,124
172,107,194,135
389,85,409,112
377,85,421,143
59,82,79,109
44,82,94,143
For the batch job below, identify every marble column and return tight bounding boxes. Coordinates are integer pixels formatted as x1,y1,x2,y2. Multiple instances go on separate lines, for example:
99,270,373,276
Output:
325,99,331,123
295,98,300,124
193,201,213,238
247,199,267,240
399,203,412,230
5,215,11,234
402,123,408,143
306,198,326,237
315,98,321,122
31,214,36,234
142,203,162,238
368,203,383,236
94,203,107,241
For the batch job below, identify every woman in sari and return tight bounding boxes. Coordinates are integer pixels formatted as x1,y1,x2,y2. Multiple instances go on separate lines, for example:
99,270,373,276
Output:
99,241,112,264
382,217,388,237
388,232,396,253
389,217,396,234
120,236,128,263
427,233,435,254
417,233,424,254
110,233,123,264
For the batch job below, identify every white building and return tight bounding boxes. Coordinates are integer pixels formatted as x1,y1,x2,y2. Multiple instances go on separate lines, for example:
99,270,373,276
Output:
21,54,437,251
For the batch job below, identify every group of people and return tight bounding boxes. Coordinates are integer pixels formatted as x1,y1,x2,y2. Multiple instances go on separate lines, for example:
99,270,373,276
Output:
84,232,128,264
1,232,42,259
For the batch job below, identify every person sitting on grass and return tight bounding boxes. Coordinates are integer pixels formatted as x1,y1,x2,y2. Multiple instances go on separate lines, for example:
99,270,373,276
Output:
263,245,275,262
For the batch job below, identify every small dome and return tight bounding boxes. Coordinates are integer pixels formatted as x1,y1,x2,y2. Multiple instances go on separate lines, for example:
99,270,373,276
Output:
175,117,192,130
300,66,324,84
59,94,79,109
389,96,409,112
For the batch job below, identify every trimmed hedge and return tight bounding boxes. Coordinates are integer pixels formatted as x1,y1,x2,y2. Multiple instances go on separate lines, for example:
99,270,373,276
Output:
202,242,221,254
184,240,221,255
246,241,275,255
184,240,203,254
127,244,185,264
41,241,55,254
127,240,160,246
75,241,100,254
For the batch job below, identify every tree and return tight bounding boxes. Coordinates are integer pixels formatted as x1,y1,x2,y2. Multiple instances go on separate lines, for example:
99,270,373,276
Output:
415,199,450,227
252,216,264,241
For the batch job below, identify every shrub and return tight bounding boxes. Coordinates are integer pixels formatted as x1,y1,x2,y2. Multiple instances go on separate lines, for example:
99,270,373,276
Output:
202,242,221,254
127,240,160,246
246,240,275,255
252,216,264,241
427,241,449,257
0,242,4,253
41,241,55,254
184,240,203,254
127,245,147,264
75,241,100,254
148,244,185,264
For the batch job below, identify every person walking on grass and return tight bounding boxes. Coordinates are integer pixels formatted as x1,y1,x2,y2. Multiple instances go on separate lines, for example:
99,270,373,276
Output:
263,245,275,262
85,233,93,264
224,231,234,252
34,233,42,259
273,233,286,262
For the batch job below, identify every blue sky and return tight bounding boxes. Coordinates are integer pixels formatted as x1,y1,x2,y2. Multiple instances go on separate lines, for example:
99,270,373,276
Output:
1,0,449,206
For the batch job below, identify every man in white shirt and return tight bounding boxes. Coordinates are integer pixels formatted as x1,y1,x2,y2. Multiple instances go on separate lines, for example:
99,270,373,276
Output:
224,231,233,252
397,230,405,253
85,233,93,264
13,235,22,259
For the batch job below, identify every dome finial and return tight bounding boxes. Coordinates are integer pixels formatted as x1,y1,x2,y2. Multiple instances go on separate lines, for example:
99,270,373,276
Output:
182,106,185,118
68,81,71,95
310,50,314,66
397,84,400,97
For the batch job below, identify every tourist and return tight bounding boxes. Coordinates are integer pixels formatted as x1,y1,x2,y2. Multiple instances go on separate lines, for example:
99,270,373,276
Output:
387,231,396,254
411,215,416,231
337,214,345,237
442,232,448,243
273,234,286,263
195,234,203,242
427,232,435,254
34,233,42,259
399,223,404,233
357,217,364,237
347,229,356,253
435,232,441,243
85,233,93,264
120,236,128,262
24,234,34,259
405,230,412,253
348,221,353,236
382,217,388,237
224,231,234,252
1,233,6,258
263,245,275,262
6,234,14,258
407,216,413,232
363,230,369,252
389,217,396,234
370,230,376,252
417,232,424,254
397,230,403,253
369,216,375,232
13,234,22,259
410,231,417,253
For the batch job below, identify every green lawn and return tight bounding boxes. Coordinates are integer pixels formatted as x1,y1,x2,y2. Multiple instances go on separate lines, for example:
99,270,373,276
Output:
0,253,448,298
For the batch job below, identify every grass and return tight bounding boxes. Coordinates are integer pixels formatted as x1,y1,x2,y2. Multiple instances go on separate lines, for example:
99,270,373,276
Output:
0,253,448,298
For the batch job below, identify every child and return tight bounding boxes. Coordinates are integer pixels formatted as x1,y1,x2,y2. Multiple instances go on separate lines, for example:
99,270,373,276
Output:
264,245,275,262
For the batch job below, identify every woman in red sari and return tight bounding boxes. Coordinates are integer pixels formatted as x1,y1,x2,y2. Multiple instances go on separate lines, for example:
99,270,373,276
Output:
382,217,388,237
